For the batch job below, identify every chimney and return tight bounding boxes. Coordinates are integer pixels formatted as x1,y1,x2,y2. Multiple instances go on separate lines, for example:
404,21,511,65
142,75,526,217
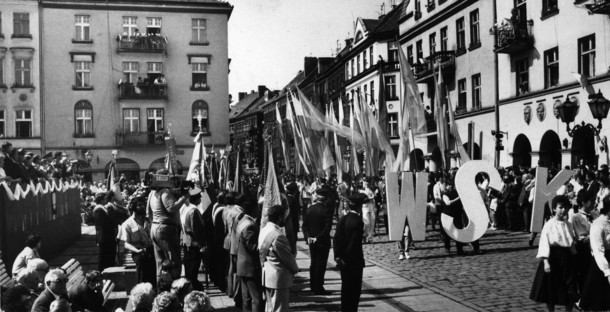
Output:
304,57,318,77
345,38,353,48
379,14,386,20
258,85,267,96
238,92,247,101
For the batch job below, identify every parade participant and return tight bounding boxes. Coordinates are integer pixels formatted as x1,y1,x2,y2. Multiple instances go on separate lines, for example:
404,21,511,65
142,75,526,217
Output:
334,193,368,312
302,185,333,295
180,188,206,290
236,200,263,312
258,204,299,311
529,195,577,312
442,180,480,255
300,176,312,209
147,169,190,282
92,192,122,271
432,175,446,229
336,175,352,216
222,192,245,299
397,219,412,260
31,269,70,312
586,171,600,198
360,180,376,243
285,181,301,236
579,196,610,310
12,234,41,277
210,192,228,292
570,190,594,293
120,194,156,287
68,271,104,312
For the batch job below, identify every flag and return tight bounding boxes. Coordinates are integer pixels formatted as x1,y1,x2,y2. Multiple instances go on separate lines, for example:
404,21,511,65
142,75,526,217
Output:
378,63,388,138
286,99,309,174
572,72,596,95
106,161,116,191
349,104,361,175
445,73,471,163
330,104,344,183
276,104,291,171
365,99,396,170
187,132,208,186
233,148,241,193
261,147,282,228
433,63,448,169
398,44,428,136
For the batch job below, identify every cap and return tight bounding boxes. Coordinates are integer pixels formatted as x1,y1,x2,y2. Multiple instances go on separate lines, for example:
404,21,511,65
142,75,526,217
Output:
347,193,368,207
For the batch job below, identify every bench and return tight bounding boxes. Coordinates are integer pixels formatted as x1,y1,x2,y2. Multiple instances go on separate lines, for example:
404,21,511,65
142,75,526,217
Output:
62,259,115,305
0,259,16,290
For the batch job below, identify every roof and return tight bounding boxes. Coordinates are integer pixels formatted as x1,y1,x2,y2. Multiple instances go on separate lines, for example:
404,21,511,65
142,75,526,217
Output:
362,19,381,32
229,92,262,120
372,1,402,34
260,71,306,110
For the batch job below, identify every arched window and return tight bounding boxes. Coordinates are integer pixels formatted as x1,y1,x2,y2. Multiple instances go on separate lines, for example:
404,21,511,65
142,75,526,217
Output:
192,100,209,134
355,31,363,42
74,100,93,136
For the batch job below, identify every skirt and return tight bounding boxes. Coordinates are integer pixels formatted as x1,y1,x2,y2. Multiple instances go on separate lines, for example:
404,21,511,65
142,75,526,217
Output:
579,251,610,310
529,246,578,306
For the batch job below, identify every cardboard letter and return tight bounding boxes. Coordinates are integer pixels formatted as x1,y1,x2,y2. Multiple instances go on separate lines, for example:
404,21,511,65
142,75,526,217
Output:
442,161,501,243
530,167,575,232
386,171,428,241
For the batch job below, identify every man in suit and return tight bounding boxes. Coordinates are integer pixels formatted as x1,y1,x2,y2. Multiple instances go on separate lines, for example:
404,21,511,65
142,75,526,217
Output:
258,204,299,311
586,171,600,198
92,192,121,271
180,188,206,290
302,186,333,295
236,201,263,312
334,193,368,312
31,268,69,312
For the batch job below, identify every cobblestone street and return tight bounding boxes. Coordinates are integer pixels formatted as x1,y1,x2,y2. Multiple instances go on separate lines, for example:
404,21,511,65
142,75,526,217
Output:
363,227,548,312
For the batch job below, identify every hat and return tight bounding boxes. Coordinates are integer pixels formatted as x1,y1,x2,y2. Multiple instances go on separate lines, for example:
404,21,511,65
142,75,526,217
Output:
347,193,369,207
43,152,53,159
1,142,11,149
315,185,332,198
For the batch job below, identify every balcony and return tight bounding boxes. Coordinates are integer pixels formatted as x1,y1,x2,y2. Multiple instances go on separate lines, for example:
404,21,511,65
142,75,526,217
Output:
117,34,167,53
381,61,399,71
119,82,167,100
494,20,534,55
583,0,610,15
116,131,165,147
413,51,456,84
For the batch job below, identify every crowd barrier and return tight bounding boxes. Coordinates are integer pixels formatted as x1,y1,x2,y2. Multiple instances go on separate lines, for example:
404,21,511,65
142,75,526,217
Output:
0,181,82,273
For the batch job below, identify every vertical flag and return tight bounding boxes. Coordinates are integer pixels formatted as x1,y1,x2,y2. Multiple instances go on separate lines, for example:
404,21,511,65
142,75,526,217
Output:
187,132,208,186
349,104,361,175
444,69,471,163
433,63,448,169
276,103,291,171
286,97,310,174
233,148,241,193
261,147,282,228
330,104,343,183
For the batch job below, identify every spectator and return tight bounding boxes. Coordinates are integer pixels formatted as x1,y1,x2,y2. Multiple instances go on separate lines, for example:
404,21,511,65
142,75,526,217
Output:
15,268,42,296
27,258,49,287
151,291,181,312
31,269,69,312
49,298,71,312
125,282,155,312
0,151,12,181
92,192,121,271
12,234,41,277
68,270,104,311
158,260,174,293
183,291,214,312
120,194,156,287
169,278,192,308
1,284,34,312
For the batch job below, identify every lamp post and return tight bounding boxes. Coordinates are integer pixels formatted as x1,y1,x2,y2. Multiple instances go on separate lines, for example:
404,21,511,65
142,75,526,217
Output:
557,90,610,137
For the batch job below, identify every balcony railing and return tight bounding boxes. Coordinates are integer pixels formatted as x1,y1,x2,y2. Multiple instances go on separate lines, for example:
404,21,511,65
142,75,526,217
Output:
381,62,399,71
119,82,168,100
494,20,533,54
585,0,610,15
117,34,167,53
116,131,165,146
413,51,456,83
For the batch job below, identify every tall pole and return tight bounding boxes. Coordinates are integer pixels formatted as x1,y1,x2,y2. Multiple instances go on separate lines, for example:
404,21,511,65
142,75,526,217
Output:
493,0,501,168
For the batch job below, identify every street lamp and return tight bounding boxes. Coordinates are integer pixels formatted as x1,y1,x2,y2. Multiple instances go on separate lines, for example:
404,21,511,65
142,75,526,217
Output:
557,90,610,136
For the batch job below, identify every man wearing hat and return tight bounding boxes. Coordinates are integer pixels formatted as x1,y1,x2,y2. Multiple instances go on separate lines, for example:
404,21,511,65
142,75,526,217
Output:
2,142,24,181
302,185,333,295
180,187,206,290
333,192,367,312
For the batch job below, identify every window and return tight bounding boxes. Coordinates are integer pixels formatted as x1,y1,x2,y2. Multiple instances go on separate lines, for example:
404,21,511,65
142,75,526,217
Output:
147,62,163,82
470,10,480,47
369,46,374,66
13,13,29,37
416,40,423,63
544,47,559,87
147,108,164,133
0,55,4,86
472,74,481,110
345,63,350,79
146,17,161,34
415,0,422,13
0,111,5,137
122,62,138,83
192,19,207,43
74,61,91,88
192,101,209,133
0,13,2,35
429,33,436,55
516,58,529,95
578,34,595,78
364,85,368,103
458,79,467,109
191,56,209,89
370,81,375,103
407,45,414,65
515,0,527,25
357,54,361,74
388,41,398,63
122,17,138,36
440,26,448,51
14,59,31,87
388,113,398,138
123,109,139,133
363,50,368,70
543,0,558,15
456,17,466,52
15,110,32,138
75,15,90,41
385,75,397,100
74,101,93,136
351,60,354,78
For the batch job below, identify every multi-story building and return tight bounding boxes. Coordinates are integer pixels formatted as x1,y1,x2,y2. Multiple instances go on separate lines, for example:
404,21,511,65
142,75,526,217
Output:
40,0,232,180
0,0,42,151
399,0,497,171
496,0,610,169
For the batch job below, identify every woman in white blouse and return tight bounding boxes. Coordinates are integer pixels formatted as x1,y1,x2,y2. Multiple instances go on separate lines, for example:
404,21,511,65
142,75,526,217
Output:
579,196,610,311
529,195,578,312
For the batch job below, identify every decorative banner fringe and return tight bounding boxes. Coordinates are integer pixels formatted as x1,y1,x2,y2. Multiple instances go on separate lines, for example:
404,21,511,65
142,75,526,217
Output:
1,180,82,201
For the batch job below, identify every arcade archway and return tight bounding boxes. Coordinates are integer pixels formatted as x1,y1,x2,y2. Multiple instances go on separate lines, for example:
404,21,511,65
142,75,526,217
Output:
512,134,532,168
104,158,141,181
539,130,562,169
462,142,481,160
409,149,425,171
571,125,597,169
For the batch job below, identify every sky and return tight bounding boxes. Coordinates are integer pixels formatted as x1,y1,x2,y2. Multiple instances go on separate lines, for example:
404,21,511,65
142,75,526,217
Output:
227,0,395,102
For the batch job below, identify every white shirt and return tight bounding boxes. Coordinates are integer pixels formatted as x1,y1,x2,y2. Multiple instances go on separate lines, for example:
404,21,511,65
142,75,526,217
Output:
536,218,575,259
590,214,610,277
258,221,281,249
433,182,445,200
569,211,591,241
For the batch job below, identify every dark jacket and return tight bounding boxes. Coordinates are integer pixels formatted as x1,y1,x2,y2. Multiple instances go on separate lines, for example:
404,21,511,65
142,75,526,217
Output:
333,212,364,268
68,283,104,311
31,288,69,312
302,201,333,248
93,205,121,244
236,215,260,278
